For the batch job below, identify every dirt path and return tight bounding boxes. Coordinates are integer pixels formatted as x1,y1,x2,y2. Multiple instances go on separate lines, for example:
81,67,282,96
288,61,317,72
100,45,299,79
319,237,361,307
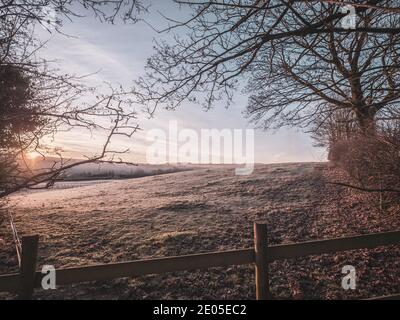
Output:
1,162,399,299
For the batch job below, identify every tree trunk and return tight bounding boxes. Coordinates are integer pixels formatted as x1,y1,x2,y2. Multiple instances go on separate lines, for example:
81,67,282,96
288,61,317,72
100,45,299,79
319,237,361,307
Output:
355,109,376,136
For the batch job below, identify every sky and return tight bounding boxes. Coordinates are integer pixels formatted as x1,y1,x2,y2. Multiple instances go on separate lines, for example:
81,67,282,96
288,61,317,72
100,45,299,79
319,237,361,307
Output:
35,1,326,164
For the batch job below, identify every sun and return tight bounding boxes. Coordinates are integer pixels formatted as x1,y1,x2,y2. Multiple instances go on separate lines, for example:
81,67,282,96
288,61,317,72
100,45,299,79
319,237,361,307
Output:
25,151,39,160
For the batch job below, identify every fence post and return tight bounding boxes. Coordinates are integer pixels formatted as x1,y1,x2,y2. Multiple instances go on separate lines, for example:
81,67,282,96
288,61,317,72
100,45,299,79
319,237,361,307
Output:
254,223,271,300
18,235,39,300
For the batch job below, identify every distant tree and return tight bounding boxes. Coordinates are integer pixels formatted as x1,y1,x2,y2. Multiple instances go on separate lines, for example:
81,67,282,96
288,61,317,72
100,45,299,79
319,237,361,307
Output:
138,1,400,135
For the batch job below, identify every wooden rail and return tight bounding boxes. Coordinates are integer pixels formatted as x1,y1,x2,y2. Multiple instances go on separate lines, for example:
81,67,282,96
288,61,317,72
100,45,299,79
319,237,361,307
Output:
366,293,400,300
268,230,400,260
1,224,399,299
34,248,254,287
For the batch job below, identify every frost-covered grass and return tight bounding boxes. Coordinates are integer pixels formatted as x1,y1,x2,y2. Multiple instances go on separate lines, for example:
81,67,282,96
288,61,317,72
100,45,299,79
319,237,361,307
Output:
1,163,400,300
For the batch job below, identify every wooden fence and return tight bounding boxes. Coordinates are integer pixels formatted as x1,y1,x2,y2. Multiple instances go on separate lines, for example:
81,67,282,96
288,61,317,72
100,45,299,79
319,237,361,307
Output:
1,223,400,300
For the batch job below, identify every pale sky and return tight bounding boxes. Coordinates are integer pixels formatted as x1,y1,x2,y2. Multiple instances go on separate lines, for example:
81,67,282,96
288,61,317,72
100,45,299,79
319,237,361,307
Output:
36,1,326,164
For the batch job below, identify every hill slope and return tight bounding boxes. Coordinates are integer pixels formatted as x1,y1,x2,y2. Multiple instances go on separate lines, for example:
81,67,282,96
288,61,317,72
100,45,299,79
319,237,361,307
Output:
1,163,399,299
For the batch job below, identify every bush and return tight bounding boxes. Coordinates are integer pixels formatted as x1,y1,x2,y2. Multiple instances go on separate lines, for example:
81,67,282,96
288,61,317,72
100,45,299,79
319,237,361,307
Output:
329,124,400,212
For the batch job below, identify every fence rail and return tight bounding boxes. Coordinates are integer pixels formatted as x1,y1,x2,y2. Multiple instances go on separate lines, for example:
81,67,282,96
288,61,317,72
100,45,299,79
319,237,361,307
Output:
1,223,400,299
34,248,255,287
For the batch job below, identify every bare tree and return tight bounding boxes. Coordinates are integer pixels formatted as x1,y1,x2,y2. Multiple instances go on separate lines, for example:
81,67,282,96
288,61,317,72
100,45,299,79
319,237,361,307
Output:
310,108,358,157
0,0,144,197
0,1,145,25
138,0,400,134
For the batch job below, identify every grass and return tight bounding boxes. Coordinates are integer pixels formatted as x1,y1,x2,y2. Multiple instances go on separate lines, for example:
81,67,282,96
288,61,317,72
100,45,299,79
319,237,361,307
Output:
1,163,399,300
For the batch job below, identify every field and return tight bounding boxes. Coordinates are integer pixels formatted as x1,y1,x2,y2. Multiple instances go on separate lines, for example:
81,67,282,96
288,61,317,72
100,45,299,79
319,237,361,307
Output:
1,162,400,299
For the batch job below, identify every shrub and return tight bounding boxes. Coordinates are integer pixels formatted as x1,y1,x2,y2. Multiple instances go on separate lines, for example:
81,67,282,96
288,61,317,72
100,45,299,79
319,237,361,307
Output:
312,108,400,212
329,125,400,212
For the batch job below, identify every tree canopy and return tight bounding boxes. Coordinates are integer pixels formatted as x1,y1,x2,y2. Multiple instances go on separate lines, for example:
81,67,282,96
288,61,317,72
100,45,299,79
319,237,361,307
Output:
138,0,400,133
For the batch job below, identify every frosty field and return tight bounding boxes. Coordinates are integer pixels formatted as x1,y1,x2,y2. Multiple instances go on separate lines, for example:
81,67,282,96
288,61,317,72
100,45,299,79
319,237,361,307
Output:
1,163,399,299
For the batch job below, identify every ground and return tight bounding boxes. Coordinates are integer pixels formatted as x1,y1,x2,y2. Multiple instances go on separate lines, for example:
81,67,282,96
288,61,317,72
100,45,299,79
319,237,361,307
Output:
1,162,399,299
